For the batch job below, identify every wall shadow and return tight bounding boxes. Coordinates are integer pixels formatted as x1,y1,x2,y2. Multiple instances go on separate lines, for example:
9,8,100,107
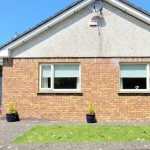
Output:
89,15,106,36
3,58,13,67
118,93,150,96
37,93,83,96
91,15,106,27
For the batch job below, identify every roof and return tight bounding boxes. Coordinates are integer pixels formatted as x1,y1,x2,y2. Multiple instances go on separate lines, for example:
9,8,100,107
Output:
120,0,150,17
0,0,150,50
0,0,84,50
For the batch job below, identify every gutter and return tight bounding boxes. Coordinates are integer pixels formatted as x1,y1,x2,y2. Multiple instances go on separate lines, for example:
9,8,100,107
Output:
0,0,94,56
105,0,150,25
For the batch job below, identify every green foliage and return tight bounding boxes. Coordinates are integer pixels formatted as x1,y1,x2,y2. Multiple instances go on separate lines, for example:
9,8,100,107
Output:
7,101,14,114
88,101,95,115
12,125,150,143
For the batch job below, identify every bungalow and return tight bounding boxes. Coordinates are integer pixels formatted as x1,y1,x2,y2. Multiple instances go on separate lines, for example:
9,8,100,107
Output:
0,0,150,122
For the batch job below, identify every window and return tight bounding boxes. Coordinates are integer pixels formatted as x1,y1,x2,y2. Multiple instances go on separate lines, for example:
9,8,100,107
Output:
41,65,51,88
39,63,80,92
120,64,150,91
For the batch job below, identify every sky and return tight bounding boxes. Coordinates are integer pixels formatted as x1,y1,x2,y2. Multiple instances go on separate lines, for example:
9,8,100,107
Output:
0,0,150,46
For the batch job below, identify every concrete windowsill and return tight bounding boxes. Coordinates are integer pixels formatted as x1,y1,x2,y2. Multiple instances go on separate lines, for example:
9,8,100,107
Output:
118,91,150,94
37,91,83,94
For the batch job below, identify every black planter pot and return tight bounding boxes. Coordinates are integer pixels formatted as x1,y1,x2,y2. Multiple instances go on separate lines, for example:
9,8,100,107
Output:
6,113,16,122
86,114,96,123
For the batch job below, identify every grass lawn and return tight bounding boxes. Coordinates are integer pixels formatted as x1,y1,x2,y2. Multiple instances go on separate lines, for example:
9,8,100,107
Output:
12,124,150,143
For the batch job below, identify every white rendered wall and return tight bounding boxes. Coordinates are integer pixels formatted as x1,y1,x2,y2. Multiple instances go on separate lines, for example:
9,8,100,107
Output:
11,2,150,58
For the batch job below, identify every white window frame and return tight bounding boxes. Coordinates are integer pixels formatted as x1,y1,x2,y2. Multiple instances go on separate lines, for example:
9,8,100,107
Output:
40,64,53,90
119,63,150,92
39,63,81,92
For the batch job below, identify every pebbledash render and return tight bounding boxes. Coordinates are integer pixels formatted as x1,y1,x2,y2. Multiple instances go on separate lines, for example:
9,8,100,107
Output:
0,0,150,122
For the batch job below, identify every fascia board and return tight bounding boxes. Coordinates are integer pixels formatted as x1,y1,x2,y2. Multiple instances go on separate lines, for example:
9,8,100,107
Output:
105,0,150,25
2,0,94,52
0,49,10,58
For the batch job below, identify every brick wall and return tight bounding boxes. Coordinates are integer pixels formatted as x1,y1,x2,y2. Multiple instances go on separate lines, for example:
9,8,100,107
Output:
1,58,150,122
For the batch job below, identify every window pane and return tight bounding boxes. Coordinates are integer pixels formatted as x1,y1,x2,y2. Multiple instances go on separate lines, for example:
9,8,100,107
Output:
41,65,51,88
122,78,146,89
54,77,77,89
41,66,51,77
120,64,146,78
41,78,51,88
54,65,79,77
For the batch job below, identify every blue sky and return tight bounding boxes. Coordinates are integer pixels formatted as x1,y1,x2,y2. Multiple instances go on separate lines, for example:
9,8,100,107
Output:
0,0,149,46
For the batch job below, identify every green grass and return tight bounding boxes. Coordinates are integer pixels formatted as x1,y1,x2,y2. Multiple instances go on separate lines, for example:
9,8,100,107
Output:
12,124,150,143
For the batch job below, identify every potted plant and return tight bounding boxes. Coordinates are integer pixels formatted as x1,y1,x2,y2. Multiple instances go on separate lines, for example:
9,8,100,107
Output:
6,101,20,122
86,101,96,123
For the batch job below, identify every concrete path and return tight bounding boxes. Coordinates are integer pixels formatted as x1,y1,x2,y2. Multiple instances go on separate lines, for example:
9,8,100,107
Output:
0,119,150,150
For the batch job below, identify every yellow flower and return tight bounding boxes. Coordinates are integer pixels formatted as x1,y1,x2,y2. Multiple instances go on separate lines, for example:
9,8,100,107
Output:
130,130,133,133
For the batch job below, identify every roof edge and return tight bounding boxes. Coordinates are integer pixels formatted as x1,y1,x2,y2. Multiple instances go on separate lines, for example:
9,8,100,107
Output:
119,0,150,17
105,0,150,25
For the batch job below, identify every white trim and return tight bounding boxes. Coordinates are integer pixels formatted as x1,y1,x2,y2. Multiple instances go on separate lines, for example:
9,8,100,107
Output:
39,63,81,92
53,89,81,92
120,89,148,92
51,64,54,90
0,49,10,58
147,65,149,89
119,63,150,92
79,64,81,90
106,0,150,25
39,64,53,91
